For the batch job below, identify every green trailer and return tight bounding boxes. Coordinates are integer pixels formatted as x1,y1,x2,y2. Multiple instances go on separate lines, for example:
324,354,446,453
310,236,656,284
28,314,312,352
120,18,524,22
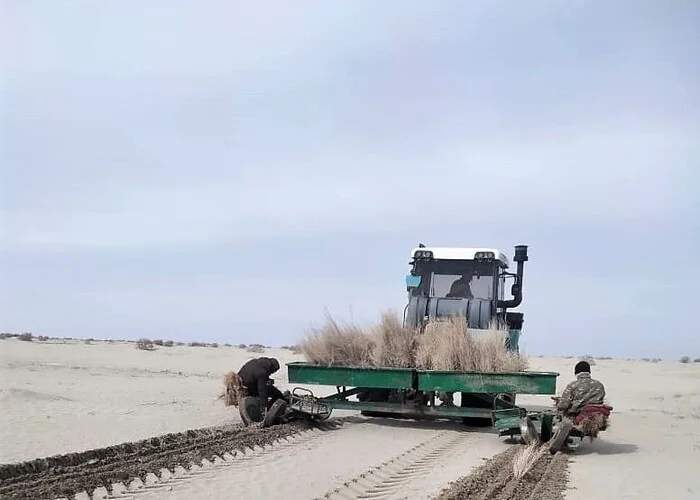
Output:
283,362,561,442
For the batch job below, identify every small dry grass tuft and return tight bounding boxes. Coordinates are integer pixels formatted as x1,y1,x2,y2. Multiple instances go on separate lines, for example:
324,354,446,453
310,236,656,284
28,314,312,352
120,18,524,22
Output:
512,442,546,479
301,312,375,367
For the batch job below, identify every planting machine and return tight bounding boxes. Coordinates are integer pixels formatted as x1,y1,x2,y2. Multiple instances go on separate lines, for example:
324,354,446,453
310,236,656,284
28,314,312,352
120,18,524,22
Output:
249,244,611,451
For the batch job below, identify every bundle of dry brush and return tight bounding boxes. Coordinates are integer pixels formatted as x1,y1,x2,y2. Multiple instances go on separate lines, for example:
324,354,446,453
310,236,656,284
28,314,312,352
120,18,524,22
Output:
300,312,528,372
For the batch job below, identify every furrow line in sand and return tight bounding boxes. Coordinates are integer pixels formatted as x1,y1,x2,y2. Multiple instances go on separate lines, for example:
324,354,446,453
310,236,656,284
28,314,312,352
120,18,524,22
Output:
316,430,470,500
116,425,332,497
433,446,570,500
0,417,359,500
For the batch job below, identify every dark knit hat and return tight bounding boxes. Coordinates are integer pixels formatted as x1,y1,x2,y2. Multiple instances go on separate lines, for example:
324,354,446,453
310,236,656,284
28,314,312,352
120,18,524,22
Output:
574,360,590,374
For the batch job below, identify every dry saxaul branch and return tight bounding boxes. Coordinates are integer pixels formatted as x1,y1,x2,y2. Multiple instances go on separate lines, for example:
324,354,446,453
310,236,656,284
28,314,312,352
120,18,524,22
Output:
511,442,546,479
301,312,375,367
415,316,528,372
371,311,418,368
300,312,528,372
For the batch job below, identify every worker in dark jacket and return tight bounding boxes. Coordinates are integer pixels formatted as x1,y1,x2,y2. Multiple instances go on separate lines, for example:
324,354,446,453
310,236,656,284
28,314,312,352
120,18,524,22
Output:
237,357,285,413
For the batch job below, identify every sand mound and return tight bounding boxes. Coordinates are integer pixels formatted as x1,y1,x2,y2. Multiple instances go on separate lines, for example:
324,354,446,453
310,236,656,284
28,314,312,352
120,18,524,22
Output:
300,312,528,372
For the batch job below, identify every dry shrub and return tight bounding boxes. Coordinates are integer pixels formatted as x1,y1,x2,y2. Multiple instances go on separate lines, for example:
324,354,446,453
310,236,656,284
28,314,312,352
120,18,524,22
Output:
415,316,528,372
694,358,700,363
247,345,265,354
300,312,527,372
371,311,417,368
136,338,155,351
578,413,609,440
153,339,164,346
18,333,33,342
680,356,691,364
163,340,174,347
512,442,545,479
300,313,375,367
222,371,246,407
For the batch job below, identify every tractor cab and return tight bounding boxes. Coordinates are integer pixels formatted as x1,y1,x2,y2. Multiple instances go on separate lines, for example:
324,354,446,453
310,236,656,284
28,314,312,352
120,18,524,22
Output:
403,244,529,349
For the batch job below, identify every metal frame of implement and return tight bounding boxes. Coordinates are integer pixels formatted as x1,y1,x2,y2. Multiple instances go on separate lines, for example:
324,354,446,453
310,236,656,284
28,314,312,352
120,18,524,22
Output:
285,362,561,439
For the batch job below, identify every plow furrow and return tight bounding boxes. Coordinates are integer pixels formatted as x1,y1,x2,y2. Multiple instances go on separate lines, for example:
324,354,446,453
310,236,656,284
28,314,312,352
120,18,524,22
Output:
434,446,570,500
0,419,345,500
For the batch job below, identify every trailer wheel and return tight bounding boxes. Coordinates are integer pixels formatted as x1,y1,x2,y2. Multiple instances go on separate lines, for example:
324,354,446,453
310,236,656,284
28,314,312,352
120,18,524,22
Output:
548,418,573,454
239,396,263,426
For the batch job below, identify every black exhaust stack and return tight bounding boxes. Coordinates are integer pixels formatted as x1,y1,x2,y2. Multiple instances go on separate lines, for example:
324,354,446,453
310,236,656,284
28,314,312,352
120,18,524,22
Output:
498,245,528,309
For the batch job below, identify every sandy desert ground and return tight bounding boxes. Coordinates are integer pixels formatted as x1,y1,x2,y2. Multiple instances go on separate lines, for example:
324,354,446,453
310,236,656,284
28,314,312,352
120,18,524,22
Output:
1,338,699,499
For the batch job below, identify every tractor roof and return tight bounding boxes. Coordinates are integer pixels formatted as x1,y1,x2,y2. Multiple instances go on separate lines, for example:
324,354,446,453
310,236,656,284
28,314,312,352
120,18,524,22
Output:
410,247,510,268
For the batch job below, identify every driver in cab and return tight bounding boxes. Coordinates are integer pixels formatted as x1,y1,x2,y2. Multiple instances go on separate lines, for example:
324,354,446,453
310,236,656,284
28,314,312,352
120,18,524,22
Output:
446,273,474,299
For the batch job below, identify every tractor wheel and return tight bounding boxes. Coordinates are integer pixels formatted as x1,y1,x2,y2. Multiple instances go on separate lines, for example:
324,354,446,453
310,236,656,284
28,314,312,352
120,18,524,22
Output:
358,388,400,418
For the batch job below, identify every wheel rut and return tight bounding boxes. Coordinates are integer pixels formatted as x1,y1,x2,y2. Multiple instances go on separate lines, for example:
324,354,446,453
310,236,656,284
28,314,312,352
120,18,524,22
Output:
316,430,471,500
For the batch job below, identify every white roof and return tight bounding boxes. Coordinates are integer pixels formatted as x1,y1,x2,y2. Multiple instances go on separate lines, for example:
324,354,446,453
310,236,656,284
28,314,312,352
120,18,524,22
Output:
411,247,510,268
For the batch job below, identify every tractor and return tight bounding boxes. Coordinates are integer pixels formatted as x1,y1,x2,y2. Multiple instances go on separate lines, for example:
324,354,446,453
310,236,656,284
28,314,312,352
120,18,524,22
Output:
356,244,529,423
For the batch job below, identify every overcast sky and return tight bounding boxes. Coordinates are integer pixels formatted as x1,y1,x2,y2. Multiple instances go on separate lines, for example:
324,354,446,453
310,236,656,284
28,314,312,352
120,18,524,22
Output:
2,1,698,359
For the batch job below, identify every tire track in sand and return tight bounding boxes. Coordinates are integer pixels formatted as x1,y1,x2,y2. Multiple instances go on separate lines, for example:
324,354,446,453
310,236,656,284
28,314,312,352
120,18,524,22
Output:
316,430,471,500
127,418,469,500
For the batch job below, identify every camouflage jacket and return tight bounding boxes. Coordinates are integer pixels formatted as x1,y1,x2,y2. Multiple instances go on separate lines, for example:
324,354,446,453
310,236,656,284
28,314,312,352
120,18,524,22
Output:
555,372,606,415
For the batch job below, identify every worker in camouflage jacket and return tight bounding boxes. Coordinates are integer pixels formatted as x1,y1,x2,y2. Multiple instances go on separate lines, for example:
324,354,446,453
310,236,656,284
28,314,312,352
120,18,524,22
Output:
553,360,606,417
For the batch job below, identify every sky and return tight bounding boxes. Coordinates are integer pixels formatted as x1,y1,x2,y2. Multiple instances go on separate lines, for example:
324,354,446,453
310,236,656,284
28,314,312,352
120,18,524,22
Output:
1,1,699,359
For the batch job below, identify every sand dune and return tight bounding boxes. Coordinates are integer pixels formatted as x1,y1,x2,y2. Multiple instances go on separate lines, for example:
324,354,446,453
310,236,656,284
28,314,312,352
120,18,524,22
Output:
1,338,699,499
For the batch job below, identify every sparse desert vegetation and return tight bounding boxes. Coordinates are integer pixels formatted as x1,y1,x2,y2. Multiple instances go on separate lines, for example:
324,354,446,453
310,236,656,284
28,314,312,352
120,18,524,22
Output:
135,338,155,351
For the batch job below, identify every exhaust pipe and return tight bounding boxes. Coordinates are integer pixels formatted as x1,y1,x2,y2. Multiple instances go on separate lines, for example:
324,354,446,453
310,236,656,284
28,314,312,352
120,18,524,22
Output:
498,245,528,309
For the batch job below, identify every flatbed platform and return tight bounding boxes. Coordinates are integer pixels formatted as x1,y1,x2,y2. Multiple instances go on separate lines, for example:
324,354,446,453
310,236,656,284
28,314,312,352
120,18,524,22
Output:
287,362,558,395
